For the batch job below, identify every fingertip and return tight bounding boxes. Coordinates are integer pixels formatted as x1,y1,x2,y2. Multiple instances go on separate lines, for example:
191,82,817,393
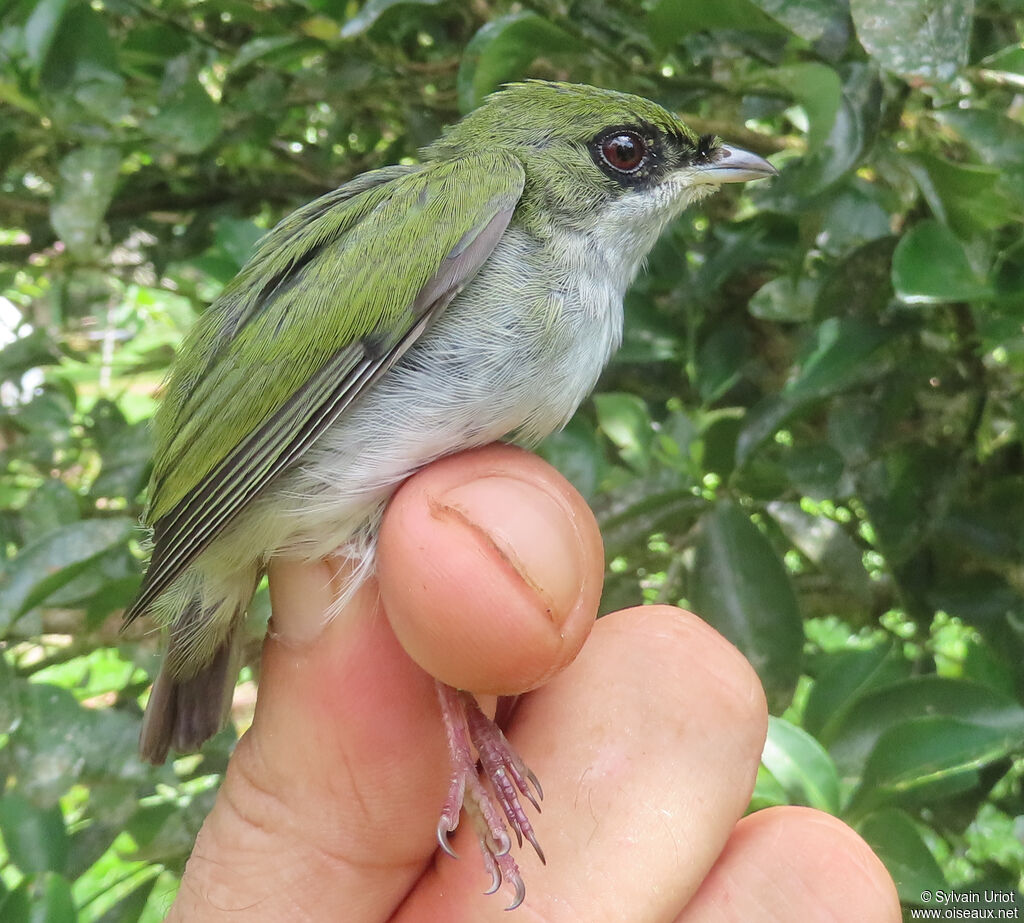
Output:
681,806,902,922
377,444,604,695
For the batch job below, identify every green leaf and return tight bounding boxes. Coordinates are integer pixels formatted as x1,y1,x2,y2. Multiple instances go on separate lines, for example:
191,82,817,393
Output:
737,318,892,463
647,0,782,45
231,35,304,71
934,108,1024,171
7,682,146,806
27,873,75,923
851,0,974,83
0,882,30,923
340,0,445,38
826,676,1024,778
765,64,883,201
149,82,222,154
213,217,266,272
905,155,1011,235
23,0,71,68
786,318,892,404
0,518,135,634
760,63,842,153
803,645,909,742
0,793,69,875
19,480,80,546
749,763,790,810
747,0,845,42
748,275,818,322
816,192,893,257
892,220,993,303
537,418,604,501
593,392,653,473
852,715,1024,809
856,809,947,903
39,3,121,100
979,44,1024,76
457,13,579,111
696,326,751,405
767,501,873,606
0,330,62,381
49,146,120,259
90,421,152,501
761,716,842,813
692,501,803,711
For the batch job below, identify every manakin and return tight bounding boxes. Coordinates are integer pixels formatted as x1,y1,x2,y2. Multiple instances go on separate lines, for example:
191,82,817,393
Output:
126,80,776,908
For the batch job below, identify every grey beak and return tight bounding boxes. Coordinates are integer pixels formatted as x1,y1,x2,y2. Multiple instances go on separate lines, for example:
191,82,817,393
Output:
700,143,778,184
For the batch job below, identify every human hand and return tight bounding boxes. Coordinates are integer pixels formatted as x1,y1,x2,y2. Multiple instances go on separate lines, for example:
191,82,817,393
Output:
166,444,900,922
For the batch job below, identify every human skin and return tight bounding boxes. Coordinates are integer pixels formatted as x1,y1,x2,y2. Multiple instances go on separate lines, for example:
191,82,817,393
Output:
165,444,901,922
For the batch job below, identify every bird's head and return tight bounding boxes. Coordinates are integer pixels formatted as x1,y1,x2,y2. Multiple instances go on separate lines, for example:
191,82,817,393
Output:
425,81,776,245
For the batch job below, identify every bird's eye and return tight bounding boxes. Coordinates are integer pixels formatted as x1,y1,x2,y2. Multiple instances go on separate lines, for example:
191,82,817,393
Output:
599,132,647,173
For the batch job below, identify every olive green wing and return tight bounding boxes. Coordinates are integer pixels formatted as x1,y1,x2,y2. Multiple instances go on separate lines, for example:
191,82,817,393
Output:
126,152,525,623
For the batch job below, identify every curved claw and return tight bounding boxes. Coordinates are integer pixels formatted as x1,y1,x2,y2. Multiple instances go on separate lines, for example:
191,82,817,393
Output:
527,768,543,802
504,877,526,912
437,822,459,859
521,786,542,814
484,858,502,895
491,827,512,857
524,827,546,865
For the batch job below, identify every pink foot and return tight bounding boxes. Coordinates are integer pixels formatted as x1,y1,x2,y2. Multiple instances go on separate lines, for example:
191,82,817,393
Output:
435,682,544,910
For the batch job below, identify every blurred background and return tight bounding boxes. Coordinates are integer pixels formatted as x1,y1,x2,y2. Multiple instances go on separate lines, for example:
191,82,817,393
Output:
1,0,1023,918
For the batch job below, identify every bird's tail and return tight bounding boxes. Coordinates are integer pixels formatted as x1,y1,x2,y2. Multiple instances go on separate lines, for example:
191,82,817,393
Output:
137,579,253,765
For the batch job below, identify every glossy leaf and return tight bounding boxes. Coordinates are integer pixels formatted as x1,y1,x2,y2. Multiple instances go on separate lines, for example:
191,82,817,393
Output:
0,793,68,875
856,809,947,902
593,392,653,473
537,419,604,501
647,0,781,44
761,716,842,813
7,682,146,806
852,715,1024,809
767,501,873,606
767,64,883,201
748,275,818,322
893,220,993,303
49,146,120,259
28,873,75,923
692,501,803,711
457,13,579,111
934,108,1024,171
851,0,974,82
340,0,445,38
760,64,842,154
737,318,891,464
803,645,909,742
749,763,790,811
148,82,222,154
0,518,135,634
23,0,71,67
906,154,1012,235
747,0,846,44
826,676,1024,777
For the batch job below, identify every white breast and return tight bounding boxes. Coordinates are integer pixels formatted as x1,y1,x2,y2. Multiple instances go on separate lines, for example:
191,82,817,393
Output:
223,185,704,571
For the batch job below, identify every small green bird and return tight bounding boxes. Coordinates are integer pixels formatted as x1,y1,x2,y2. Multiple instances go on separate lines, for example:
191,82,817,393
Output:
126,80,775,907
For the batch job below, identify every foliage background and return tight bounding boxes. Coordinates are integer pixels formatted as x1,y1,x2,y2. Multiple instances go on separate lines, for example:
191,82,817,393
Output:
1,0,1023,917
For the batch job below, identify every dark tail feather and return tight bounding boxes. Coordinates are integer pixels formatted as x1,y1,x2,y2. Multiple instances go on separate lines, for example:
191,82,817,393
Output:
139,629,241,765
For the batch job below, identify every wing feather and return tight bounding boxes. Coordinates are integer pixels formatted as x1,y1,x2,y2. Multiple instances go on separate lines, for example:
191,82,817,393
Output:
126,153,525,623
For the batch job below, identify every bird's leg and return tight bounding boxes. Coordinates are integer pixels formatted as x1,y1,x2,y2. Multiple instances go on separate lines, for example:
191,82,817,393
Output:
435,681,544,910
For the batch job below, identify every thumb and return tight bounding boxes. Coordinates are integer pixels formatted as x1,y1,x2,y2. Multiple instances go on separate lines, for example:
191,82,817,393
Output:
378,443,604,694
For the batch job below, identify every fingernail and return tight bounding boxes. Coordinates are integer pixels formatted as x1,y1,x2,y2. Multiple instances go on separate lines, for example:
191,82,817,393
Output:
438,475,585,628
